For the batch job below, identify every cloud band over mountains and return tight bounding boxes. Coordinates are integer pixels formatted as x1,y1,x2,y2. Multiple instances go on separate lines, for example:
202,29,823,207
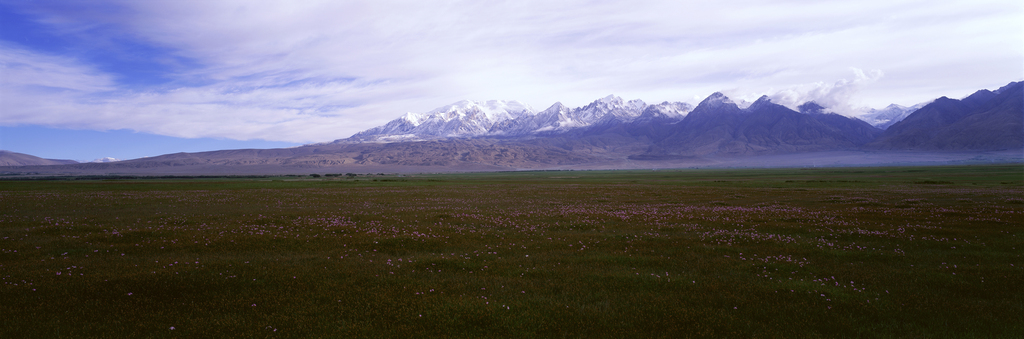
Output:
1,0,1020,144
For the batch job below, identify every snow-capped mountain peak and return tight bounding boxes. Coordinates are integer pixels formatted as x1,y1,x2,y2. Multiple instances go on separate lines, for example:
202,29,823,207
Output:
692,92,743,113
635,101,692,122
90,157,120,163
418,99,534,123
573,95,647,122
399,112,425,126
343,95,666,142
597,94,622,105
859,101,930,129
884,103,907,111
348,99,536,141
544,102,569,112
700,92,734,107
746,95,773,111
626,99,646,112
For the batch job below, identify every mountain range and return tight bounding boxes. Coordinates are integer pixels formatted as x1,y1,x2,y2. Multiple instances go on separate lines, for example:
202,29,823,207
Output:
865,81,1023,151
2,81,1021,173
0,150,78,167
335,80,1021,157
345,95,689,142
335,92,946,147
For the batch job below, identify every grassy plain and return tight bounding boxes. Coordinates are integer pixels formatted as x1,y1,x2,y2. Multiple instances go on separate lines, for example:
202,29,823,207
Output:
1,165,1023,338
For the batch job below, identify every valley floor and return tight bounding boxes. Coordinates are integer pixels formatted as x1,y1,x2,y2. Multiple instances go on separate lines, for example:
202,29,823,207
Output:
1,165,1022,337
1,149,1021,176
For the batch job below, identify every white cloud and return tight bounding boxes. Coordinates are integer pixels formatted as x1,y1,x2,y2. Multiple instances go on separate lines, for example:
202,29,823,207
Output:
0,44,116,93
767,68,885,116
1,0,1020,143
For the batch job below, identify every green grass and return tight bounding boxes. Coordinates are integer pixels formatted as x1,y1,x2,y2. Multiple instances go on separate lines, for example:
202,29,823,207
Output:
1,164,1022,337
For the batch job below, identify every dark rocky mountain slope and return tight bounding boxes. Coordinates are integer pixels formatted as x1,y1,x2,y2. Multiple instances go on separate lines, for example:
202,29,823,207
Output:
641,94,882,157
865,81,1023,150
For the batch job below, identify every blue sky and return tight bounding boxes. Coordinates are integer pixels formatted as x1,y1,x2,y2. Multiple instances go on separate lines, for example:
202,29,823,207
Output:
1,0,1021,161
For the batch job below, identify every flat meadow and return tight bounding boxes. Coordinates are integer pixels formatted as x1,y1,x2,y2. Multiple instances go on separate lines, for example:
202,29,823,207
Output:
1,165,1022,338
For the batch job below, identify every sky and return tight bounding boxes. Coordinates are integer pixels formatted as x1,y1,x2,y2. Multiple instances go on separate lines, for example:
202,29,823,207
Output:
1,0,1021,162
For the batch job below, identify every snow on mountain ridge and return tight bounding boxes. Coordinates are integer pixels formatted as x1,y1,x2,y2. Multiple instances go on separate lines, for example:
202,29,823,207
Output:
349,99,536,141
597,94,620,105
420,99,534,123
858,101,930,129
400,112,424,125
568,95,647,125
350,91,938,143
700,92,735,107
789,98,930,130
344,95,670,142
636,101,692,122
90,157,120,163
